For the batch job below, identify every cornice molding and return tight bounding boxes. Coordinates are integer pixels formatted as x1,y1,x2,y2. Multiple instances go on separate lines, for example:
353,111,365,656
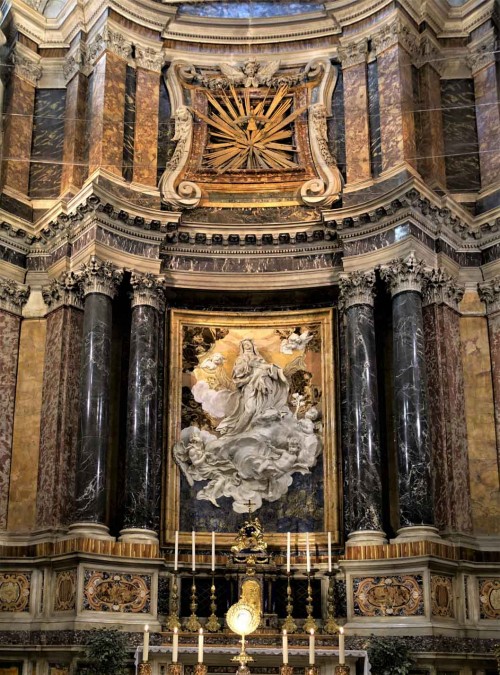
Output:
379,252,428,296
422,268,464,311
130,272,166,311
478,276,500,315
42,270,83,312
339,270,376,310
76,255,124,298
0,277,30,316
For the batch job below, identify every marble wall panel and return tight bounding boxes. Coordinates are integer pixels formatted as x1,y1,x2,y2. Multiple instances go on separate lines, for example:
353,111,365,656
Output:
474,63,500,189
7,319,46,532
29,89,66,199
0,311,21,530
343,63,371,183
329,67,346,181
122,65,136,182
423,304,472,534
486,310,500,477
134,68,160,187
0,245,27,269
377,44,416,172
36,307,83,529
61,72,88,195
441,79,480,192
367,60,382,177
416,64,446,188
2,75,36,195
88,52,126,176
460,314,500,534
96,227,160,258
162,253,342,273
156,73,174,185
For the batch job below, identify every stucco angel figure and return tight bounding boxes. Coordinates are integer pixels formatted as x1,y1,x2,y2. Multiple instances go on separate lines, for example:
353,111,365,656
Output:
220,59,280,87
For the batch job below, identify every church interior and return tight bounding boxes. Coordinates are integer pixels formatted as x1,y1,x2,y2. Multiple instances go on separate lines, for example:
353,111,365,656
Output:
0,0,500,674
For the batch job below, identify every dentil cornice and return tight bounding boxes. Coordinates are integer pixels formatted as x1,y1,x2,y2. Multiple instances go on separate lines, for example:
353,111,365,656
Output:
422,268,464,311
130,272,166,311
42,271,83,312
339,270,376,310
76,255,124,299
379,252,428,296
0,277,30,316
478,276,500,315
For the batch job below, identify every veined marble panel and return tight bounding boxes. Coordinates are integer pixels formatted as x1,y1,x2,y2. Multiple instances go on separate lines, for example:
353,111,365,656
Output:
29,89,65,199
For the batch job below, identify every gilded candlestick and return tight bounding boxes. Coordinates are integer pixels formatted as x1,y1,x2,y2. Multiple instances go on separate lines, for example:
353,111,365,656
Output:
323,573,339,634
167,572,181,631
282,572,297,633
206,575,221,632
185,573,201,632
303,572,317,633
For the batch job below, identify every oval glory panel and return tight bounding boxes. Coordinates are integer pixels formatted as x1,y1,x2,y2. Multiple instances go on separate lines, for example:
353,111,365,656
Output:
366,583,411,609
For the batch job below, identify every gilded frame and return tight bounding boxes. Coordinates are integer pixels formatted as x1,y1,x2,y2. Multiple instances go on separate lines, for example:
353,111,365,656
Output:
164,308,339,548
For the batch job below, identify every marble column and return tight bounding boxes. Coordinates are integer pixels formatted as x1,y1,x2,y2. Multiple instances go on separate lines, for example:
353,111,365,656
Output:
87,28,131,176
468,35,500,190
2,45,42,197
380,253,437,538
0,278,30,530
339,271,386,544
338,39,371,185
61,49,88,196
422,271,472,535
478,276,500,477
372,20,417,174
120,273,165,542
70,257,123,538
133,48,163,187
36,273,84,531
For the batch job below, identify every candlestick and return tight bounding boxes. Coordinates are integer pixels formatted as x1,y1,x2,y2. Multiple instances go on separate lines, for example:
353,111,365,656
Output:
286,532,291,573
198,628,204,663
172,626,179,662
309,629,315,666
282,629,288,664
192,530,196,572
306,532,311,572
167,572,181,631
211,531,215,572
328,531,332,573
282,572,297,634
323,573,339,635
174,531,179,571
206,574,221,632
185,574,201,632
143,624,149,662
339,627,345,665
303,572,317,633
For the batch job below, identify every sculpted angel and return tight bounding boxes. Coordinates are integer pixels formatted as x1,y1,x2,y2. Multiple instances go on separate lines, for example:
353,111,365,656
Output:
219,59,280,87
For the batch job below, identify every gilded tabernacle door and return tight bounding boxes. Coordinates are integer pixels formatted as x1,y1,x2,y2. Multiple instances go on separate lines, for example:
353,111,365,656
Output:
165,309,338,548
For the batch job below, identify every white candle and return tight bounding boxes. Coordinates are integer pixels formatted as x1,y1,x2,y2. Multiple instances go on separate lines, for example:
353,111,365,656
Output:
282,629,288,664
309,628,315,665
328,531,332,573
306,532,311,573
286,532,291,573
192,530,196,572
211,531,215,572
339,627,345,665
198,628,204,663
172,626,179,662
143,624,149,662
174,530,179,571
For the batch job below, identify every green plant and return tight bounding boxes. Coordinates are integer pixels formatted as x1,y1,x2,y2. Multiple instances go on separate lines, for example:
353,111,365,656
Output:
80,628,130,675
366,635,415,675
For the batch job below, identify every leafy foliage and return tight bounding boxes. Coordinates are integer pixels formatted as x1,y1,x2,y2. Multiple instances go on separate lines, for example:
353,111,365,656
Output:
366,635,415,675
81,628,130,675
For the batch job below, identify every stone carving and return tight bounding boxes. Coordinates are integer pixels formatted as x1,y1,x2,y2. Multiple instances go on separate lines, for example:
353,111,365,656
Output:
11,48,42,86
42,271,83,311
0,572,31,612
159,106,201,209
379,252,428,296
135,47,165,73
300,103,342,207
54,570,77,612
339,270,376,310
83,570,150,613
431,575,454,618
467,35,497,75
416,35,443,73
130,272,166,311
85,26,133,70
478,276,500,315
338,39,368,68
372,19,419,57
76,256,124,299
0,277,30,316
422,269,464,311
479,578,500,619
220,60,281,87
353,575,423,617
23,0,43,8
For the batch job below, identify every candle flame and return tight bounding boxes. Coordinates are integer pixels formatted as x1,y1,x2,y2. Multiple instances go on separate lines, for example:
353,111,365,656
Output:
174,627,178,634
339,627,344,634
145,624,149,631
199,628,203,634
310,629,315,635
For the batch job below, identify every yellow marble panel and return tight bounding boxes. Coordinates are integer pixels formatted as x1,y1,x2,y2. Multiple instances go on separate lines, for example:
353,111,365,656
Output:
7,319,46,531
460,314,500,534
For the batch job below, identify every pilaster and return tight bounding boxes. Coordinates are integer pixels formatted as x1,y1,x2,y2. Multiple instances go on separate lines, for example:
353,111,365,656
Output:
133,48,163,187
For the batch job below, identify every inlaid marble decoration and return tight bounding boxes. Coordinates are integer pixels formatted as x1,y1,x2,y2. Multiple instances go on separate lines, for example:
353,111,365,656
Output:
29,89,66,198
122,65,136,182
0,573,30,612
431,575,454,618
82,570,151,613
353,575,424,617
479,578,500,619
167,309,337,540
54,570,77,612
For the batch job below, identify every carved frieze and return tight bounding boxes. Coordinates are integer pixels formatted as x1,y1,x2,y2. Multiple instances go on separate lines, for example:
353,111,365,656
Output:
0,572,31,612
10,46,42,86
54,570,77,612
42,271,83,312
467,35,497,75
83,570,151,613
431,575,454,618
479,578,500,619
372,18,419,58
338,39,368,69
422,269,464,311
353,575,424,617
339,270,376,310
76,256,124,299
0,277,30,316
85,26,133,70
135,47,165,73
130,272,166,311
379,253,428,296
478,276,500,315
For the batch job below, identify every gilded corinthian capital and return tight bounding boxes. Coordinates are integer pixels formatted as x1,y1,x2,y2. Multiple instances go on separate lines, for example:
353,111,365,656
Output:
76,256,124,299
339,270,376,310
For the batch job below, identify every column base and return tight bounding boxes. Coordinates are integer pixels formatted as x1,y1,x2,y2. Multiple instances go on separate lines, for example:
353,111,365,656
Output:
346,530,387,546
119,528,159,543
395,525,440,542
67,522,114,540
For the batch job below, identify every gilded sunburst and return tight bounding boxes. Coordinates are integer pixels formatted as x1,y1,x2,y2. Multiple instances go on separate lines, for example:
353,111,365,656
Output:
197,85,305,173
